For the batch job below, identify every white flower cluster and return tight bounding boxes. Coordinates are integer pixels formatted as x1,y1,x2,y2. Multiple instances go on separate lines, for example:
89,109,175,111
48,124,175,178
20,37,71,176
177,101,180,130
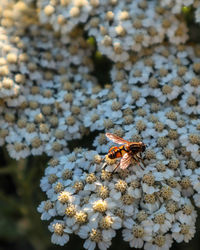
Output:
0,1,200,249
0,1,97,159
38,144,200,250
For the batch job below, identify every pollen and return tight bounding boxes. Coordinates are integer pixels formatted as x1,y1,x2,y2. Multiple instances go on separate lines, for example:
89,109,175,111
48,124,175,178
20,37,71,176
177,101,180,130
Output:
121,194,134,205
193,63,200,73
136,120,146,132
106,11,114,21
149,77,158,88
4,113,15,123
93,200,108,213
187,95,197,106
142,173,155,186
86,173,97,184
190,77,200,87
172,78,182,86
62,169,73,180
65,204,76,217
58,191,71,204
118,169,129,179
49,116,58,127
137,210,147,222
157,137,168,147
154,235,165,247
162,85,172,94
154,214,165,224
123,115,133,125
149,115,158,123
177,66,187,76
53,223,64,236
166,200,178,214
2,78,13,89
73,181,84,192
163,148,173,158
49,158,59,167
132,90,141,100
167,177,178,188
104,119,114,129
137,108,146,117
44,200,53,211
101,170,112,181
0,129,8,139
93,154,102,164
131,134,142,142
42,106,51,116
114,208,124,219
160,186,172,200
66,116,75,126
75,211,88,224
115,180,127,193
115,25,126,36
54,182,64,194
64,93,73,103
44,5,55,16
165,111,177,120
133,225,144,238
91,114,99,122
155,122,164,132
97,185,109,199
181,205,192,216
14,142,25,152
89,229,102,242
187,161,197,170
31,137,42,148
55,130,65,140
168,159,179,170
98,134,107,145
145,149,156,160
188,134,200,144
180,177,191,189
123,108,133,116
100,216,113,229
180,224,190,235
168,130,178,140
34,113,45,123
52,142,62,152
144,194,156,204
130,180,140,189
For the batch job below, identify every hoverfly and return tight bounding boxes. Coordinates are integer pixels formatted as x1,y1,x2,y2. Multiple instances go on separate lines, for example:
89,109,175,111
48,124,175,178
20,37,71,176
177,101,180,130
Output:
103,133,146,172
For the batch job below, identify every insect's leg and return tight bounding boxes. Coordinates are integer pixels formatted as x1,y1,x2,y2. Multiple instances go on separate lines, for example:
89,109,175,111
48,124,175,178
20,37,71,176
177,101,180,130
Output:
112,162,120,173
132,155,144,169
136,153,145,167
101,162,107,170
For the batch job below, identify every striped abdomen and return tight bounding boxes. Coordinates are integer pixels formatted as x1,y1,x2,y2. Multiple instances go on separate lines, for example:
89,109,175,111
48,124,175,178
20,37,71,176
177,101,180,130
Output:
107,145,127,159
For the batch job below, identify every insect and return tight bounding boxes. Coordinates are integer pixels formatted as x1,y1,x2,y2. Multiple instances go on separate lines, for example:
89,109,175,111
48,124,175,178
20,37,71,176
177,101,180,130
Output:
103,133,146,172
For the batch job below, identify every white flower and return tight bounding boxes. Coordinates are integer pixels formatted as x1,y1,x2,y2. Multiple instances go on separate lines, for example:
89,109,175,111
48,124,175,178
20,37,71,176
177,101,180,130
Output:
123,218,153,248
144,234,173,250
48,220,72,246
172,222,196,243
37,200,56,220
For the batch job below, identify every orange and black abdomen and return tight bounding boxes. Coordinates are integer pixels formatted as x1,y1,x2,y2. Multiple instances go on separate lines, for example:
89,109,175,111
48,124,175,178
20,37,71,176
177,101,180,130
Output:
107,145,126,159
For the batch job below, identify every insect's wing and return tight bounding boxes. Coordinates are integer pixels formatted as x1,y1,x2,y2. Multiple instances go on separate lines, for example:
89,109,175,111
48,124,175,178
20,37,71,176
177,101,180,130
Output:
119,153,132,169
106,133,129,144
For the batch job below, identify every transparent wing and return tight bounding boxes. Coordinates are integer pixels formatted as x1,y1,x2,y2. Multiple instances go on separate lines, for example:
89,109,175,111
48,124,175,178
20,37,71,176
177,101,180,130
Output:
106,133,129,145
119,153,132,169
